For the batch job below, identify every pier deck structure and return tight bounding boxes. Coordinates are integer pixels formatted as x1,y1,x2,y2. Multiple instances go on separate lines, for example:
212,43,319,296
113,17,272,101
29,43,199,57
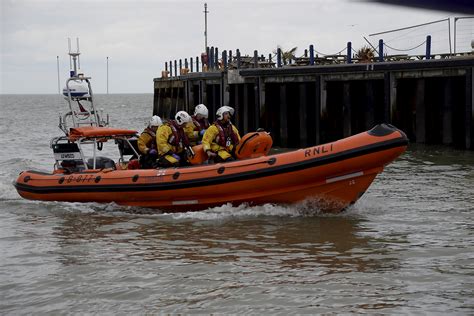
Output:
153,48,473,149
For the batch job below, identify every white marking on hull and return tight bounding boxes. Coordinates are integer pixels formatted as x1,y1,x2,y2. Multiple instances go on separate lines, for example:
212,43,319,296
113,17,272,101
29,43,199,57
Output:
172,200,199,205
326,171,364,184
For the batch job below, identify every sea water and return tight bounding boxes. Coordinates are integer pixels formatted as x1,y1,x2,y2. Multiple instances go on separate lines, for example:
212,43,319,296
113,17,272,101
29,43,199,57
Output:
0,94,473,314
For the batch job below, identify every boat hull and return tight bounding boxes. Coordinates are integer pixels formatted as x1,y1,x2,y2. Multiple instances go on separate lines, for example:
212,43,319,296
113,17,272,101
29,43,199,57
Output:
14,124,408,213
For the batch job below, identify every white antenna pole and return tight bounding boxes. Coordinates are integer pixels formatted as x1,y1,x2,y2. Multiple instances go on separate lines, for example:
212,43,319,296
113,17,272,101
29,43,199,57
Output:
107,56,109,94
57,56,60,95
68,38,72,70
204,3,209,51
77,38,81,69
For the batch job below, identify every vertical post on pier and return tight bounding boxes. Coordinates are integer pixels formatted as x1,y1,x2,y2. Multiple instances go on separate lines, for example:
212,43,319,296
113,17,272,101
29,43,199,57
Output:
365,81,375,129
277,47,282,67
253,50,258,68
234,84,240,128
415,79,426,143
190,57,193,72
209,46,214,69
279,84,288,147
314,76,321,145
243,84,249,133
347,42,352,64
196,56,199,72
309,45,314,65
343,82,352,137
426,35,432,60
465,67,473,149
442,77,453,145
299,83,308,147
254,78,261,130
378,39,384,62
179,59,182,75
223,50,228,70
383,72,393,124
215,47,219,69
170,60,173,77
174,60,177,77
223,56,230,106
228,50,232,65
236,49,241,69
185,58,188,70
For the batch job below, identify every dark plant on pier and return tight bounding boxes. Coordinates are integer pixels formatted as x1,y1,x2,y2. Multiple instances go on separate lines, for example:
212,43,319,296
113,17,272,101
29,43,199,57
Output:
355,45,375,62
274,46,298,65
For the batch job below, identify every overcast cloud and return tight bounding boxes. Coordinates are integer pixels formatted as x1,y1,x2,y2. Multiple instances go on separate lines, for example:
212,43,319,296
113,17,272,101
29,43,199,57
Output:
0,0,462,94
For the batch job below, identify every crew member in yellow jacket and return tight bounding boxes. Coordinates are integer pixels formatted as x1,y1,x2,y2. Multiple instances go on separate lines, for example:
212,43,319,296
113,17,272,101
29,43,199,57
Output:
156,111,194,167
202,106,241,163
137,115,162,168
188,103,210,146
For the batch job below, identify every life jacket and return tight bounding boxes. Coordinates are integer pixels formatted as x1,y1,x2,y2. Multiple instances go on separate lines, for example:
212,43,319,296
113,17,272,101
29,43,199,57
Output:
192,115,210,131
215,120,239,148
141,128,156,149
168,121,190,148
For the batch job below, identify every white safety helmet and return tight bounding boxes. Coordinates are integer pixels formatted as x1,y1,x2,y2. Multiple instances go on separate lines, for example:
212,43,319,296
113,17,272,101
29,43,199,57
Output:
175,111,192,125
149,115,163,127
194,104,209,118
216,106,235,120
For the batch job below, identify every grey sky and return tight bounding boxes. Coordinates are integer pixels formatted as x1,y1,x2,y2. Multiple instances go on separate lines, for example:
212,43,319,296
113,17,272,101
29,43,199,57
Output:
0,0,465,94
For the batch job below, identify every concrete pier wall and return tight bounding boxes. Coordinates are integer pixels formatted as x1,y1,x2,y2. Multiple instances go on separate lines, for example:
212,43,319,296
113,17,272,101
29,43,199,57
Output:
154,58,474,149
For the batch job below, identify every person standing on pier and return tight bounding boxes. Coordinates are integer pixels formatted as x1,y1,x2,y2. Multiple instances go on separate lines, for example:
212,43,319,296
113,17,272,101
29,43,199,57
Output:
202,106,241,163
137,115,162,169
188,103,210,145
156,111,194,167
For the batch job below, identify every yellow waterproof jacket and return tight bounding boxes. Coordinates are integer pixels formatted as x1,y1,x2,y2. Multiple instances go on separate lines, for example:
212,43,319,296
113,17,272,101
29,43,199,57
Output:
202,123,241,153
137,128,155,154
185,122,200,145
156,123,194,156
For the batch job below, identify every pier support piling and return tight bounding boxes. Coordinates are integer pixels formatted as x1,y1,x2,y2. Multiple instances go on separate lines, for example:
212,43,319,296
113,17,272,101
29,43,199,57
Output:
343,82,352,137
442,77,453,145
415,79,426,143
280,84,288,147
299,84,308,147
466,67,473,149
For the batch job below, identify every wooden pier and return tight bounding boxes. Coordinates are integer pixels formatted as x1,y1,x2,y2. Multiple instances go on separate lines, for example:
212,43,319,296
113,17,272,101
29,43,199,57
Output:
153,53,473,149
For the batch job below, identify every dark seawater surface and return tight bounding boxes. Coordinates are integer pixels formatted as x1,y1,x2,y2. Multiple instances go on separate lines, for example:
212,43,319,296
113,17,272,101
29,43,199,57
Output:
1,94,473,314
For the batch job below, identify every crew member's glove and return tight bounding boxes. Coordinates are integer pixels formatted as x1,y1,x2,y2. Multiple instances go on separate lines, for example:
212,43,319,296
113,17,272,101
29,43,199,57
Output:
171,153,181,161
206,150,217,158
148,149,157,155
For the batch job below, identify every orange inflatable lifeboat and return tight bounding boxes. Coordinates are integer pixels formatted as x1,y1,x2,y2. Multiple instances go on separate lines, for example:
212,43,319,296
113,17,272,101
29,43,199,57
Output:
14,124,408,213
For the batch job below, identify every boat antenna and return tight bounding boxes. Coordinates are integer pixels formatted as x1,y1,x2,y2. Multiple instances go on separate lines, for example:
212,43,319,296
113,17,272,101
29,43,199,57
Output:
68,38,72,70
56,56,60,95
77,38,81,70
